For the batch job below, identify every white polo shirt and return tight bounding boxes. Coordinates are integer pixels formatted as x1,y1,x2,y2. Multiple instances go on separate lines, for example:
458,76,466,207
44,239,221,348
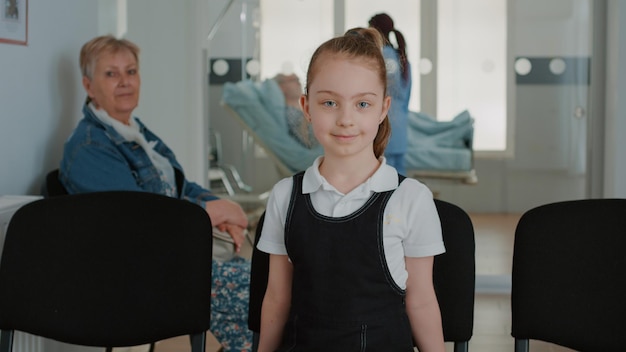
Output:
258,157,446,289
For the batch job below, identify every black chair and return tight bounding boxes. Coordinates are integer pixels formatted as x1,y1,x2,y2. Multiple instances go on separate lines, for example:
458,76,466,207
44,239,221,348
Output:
248,199,475,352
41,168,68,197
0,191,214,352
432,199,476,352
511,198,626,352
248,212,267,348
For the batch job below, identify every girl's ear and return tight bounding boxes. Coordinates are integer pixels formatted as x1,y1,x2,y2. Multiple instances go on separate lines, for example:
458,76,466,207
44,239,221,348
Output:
300,94,311,122
380,96,391,124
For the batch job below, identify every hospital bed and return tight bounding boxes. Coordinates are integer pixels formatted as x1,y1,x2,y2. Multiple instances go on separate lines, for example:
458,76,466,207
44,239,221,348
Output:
221,78,477,185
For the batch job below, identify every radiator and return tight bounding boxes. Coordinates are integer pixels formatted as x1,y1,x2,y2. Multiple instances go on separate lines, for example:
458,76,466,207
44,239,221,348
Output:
0,196,44,352
0,195,42,260
13,332,44,352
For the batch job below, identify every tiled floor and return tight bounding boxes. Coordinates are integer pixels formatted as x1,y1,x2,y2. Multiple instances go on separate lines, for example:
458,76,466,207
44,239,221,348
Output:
150,212,576,352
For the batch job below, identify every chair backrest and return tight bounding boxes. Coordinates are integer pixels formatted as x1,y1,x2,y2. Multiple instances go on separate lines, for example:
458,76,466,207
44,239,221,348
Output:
511,198,626,352
41,169,68,197
248,199,475,351
248,212,268,333
433,199,475,351
0,191,213,351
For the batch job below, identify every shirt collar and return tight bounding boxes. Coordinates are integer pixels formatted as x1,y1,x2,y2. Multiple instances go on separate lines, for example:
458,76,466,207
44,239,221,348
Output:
302,156,400,195
83,104,145,145
89,103,140,135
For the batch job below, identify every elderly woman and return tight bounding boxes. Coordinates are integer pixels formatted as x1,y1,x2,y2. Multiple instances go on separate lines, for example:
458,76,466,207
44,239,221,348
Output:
59,35,253,352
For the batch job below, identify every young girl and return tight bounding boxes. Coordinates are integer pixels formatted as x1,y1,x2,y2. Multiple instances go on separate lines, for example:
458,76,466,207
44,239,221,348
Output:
256,28,446,352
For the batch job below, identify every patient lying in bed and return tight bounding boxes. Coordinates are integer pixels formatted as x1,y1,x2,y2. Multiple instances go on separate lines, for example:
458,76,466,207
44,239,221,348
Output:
274,73,318,149
222,78,475,180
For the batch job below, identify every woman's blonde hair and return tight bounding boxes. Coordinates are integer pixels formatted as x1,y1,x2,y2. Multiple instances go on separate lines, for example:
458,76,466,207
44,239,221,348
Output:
304,27,391,159
80,35,140,79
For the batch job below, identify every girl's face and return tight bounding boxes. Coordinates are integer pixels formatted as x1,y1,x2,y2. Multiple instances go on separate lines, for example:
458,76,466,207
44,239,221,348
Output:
82,49,140,124
301,54,390,160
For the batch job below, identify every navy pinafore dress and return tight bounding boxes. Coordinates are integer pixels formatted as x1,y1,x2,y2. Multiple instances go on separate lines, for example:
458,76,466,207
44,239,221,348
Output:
277,172,414,352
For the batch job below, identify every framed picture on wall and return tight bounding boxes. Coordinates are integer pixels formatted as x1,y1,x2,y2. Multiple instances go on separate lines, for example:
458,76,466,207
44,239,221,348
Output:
0,0,28,45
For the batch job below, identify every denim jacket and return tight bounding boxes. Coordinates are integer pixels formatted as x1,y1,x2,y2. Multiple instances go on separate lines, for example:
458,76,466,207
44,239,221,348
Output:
60,105,218,208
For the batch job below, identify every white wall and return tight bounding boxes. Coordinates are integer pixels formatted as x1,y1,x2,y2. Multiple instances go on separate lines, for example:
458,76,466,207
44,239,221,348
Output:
0,0,98,196
0,2,103,349
0,0,624,210
0,0,211,196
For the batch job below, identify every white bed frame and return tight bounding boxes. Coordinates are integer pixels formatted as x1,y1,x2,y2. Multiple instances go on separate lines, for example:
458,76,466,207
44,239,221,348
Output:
222,103,478,187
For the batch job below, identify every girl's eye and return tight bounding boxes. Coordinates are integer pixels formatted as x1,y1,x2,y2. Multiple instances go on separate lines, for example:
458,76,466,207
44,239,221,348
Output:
358,101,370,108
128,69,137,75
323,101,336,107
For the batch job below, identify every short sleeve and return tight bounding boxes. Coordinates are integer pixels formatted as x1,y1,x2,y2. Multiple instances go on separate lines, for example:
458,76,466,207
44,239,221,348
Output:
256,177,294,255
392,179,445,258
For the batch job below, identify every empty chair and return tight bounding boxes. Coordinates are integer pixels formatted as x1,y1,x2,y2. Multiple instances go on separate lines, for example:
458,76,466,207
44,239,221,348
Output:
248,212,267,350
0,191,214,352
511,198,626,352
41,168,68,197
248,199,475,352
432,199,476,352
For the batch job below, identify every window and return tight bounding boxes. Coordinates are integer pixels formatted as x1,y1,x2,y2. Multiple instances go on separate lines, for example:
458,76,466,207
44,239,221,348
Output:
260,0,509,153
437,0,507,151
260,0,333,80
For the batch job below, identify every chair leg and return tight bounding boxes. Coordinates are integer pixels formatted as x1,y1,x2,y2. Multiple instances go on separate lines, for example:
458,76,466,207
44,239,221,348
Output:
454,341,469,352
515,338,529,352
252,332,260,352
190,332,207,352
1,330,14,352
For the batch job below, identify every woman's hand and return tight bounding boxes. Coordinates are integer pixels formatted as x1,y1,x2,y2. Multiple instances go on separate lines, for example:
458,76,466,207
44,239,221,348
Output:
217,223,247,253
205,198,249,229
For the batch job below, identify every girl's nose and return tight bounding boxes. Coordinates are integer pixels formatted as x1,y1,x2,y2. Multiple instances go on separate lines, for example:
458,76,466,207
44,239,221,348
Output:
336,107,354,126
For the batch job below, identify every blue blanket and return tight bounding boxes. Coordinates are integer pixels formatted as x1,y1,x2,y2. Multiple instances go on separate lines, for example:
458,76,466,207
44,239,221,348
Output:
222,79,473,174
406,110,474,171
